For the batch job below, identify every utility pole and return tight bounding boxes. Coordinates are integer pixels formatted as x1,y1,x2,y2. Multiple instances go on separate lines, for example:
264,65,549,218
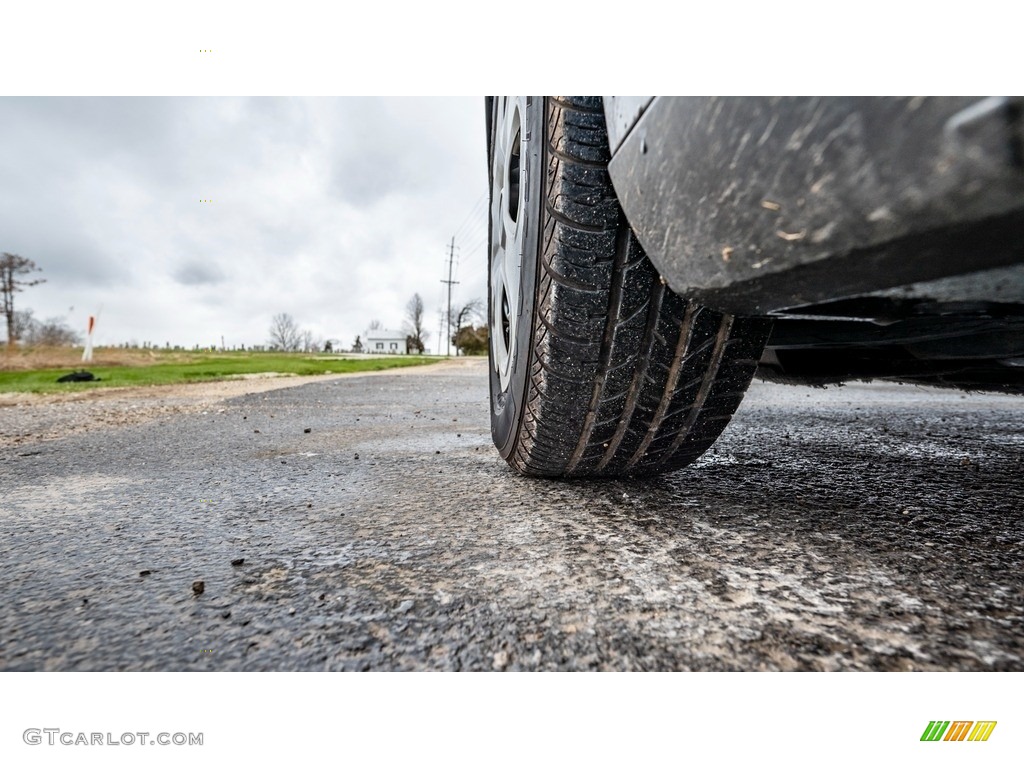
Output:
437,310,444,356
440,236,459,357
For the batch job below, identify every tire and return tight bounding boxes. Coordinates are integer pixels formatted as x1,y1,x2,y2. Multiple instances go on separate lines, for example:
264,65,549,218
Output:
488,96,771,478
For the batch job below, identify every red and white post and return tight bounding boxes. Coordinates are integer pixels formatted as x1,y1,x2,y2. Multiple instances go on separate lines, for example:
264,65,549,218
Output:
82,315,95,363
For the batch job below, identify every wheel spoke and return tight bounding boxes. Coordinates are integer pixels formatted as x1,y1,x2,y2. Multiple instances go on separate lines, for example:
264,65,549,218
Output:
490,97,528,391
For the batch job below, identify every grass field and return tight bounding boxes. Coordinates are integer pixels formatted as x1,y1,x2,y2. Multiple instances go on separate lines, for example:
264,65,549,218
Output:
0,347,439,394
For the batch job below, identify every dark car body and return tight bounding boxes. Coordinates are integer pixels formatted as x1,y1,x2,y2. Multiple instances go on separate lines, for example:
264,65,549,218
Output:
604,96,1024,393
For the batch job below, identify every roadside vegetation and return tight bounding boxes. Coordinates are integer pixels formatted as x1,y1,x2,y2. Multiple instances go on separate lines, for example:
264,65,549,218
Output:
0,347,438,394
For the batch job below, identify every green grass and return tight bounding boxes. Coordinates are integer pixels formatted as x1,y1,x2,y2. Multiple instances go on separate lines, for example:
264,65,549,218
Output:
0,353,439,394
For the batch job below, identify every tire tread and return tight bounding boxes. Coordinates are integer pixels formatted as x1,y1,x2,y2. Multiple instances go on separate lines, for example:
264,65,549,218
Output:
504,96,771,477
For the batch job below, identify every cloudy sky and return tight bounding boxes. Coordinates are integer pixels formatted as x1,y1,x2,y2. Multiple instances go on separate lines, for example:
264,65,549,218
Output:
0,97,488,351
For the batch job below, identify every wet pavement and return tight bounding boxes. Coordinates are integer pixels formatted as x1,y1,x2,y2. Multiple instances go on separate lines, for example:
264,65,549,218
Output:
1,357,1022,670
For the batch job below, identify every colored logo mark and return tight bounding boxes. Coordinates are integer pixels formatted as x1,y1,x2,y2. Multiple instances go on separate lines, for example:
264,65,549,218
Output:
921,721,997,742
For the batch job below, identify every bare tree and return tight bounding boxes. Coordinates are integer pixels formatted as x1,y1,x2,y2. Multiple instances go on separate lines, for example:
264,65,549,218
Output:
299,329,319,353
1,253,45,346
268,312,302,351
449,298,484,355
368,319,383,331
404,293,429,354
24,316,81,346
11,309,36,343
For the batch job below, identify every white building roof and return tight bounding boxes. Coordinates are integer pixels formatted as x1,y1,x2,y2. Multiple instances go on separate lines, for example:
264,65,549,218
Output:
364,329,407,341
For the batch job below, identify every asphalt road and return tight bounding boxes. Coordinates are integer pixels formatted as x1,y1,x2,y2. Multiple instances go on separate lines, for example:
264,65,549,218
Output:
2,358,1022,670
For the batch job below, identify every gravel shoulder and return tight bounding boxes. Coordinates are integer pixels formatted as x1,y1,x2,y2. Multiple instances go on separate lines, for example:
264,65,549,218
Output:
0,358,466,449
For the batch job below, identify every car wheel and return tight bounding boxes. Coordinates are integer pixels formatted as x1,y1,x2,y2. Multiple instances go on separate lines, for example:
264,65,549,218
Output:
487,96,771,477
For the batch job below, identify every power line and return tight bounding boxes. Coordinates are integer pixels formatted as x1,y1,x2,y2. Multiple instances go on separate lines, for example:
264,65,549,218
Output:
456,212,488,246
452,191,487,243
456,230,487,264
464,233,488,258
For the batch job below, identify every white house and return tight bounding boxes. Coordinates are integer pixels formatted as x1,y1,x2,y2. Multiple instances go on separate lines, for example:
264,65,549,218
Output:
364,329,408,354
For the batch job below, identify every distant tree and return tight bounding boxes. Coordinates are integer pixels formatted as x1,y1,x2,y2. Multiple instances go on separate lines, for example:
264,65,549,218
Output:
24,316,81,346
449,298,484,356
1,253,46,346
403,293,429,354
11,309,36,343
454,324,489,356
298,330,323,353
352,334,363,353
368,319,383,331
268,312,302,351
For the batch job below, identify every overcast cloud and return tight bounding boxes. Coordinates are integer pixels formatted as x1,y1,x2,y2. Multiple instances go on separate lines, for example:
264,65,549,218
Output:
0,97,488,351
